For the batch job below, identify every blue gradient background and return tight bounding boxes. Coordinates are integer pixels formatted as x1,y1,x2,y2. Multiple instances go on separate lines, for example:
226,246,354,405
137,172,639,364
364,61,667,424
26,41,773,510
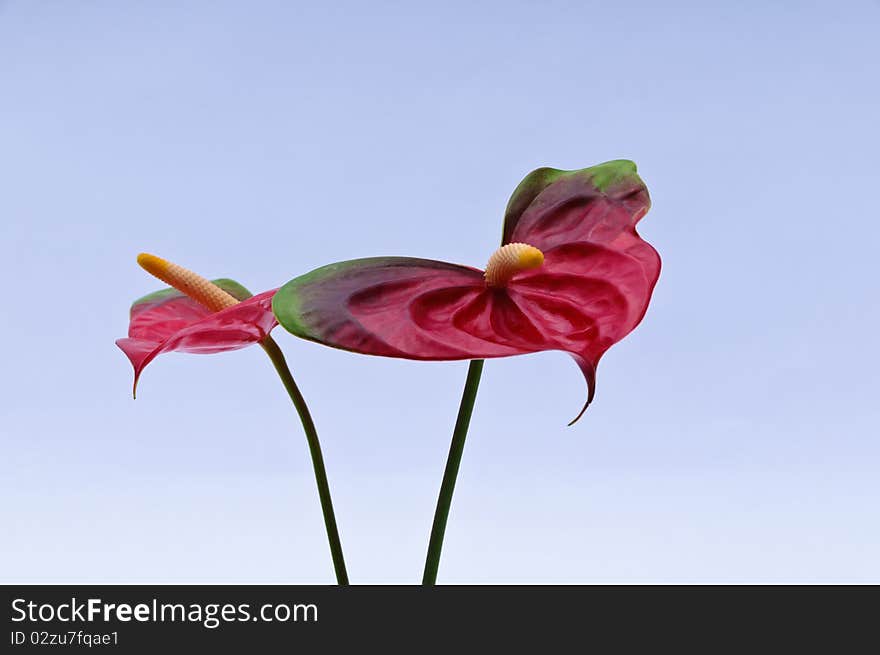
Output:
2,1,878,583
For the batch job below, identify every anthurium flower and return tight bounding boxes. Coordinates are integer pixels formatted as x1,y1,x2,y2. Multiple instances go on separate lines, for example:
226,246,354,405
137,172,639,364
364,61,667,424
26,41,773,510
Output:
115,254,278,397
115,253,348,583
273,159,660,423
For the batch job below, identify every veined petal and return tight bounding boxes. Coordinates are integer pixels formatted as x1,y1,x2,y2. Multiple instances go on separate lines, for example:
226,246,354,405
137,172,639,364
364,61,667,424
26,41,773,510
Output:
273,257,524,359
502,160,651,252
508,240,661,421
272,243,657,375
273,243,659,423
126,278,255,343
274,161,660,423
116,281,277,396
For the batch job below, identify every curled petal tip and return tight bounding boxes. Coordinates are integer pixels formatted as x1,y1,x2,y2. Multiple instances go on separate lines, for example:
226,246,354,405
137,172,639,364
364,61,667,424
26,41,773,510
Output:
567,399,590,427
567,354,597,427
116,290,277,400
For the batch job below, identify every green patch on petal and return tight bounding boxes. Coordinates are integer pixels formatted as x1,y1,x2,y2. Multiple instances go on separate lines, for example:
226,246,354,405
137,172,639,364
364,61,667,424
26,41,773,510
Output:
502,167,568,244
273,256,483,352
214,279,253,301
589,159,639,192
272,258,389,340
131,278,253,310
271,274,314,339
502,160,643,244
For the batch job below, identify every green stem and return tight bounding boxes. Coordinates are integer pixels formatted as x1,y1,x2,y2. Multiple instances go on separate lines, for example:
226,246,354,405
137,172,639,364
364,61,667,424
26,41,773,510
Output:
422,359,484,585
260,335,349,585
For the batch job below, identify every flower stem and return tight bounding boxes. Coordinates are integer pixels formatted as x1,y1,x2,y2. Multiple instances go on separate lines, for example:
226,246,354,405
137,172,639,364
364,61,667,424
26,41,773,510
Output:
260,335,349,585
422,359,484,585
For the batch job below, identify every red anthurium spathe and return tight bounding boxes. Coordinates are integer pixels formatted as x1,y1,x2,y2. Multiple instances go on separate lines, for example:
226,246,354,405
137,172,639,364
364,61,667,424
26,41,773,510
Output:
116,254,278,396
272,160,660,423
116,254,349,583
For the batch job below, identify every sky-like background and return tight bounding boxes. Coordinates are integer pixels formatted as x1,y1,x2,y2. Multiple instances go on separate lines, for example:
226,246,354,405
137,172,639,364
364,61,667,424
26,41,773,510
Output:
2,1,879,583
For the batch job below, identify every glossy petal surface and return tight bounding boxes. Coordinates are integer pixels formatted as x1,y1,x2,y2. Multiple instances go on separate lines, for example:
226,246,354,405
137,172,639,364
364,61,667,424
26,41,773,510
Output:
116,279,277,395
502,159,651,250
273,160,660,420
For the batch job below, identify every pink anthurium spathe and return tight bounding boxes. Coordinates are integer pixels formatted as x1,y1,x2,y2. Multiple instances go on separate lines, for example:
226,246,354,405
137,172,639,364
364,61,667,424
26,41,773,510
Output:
272,158,661,585
272,159,661,423
116,256,278,396
115,253,348,583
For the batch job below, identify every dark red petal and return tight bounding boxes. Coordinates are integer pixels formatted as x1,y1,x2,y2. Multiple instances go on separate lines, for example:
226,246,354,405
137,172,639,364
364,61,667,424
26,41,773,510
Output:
274,243,659,422
569,355,597,426
273,242,656,356
126,278,255,343
273,257,525,359
127,296,212,343
508,241,661,421
502,160,651,252
116,289,277,396
274,162,659,423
